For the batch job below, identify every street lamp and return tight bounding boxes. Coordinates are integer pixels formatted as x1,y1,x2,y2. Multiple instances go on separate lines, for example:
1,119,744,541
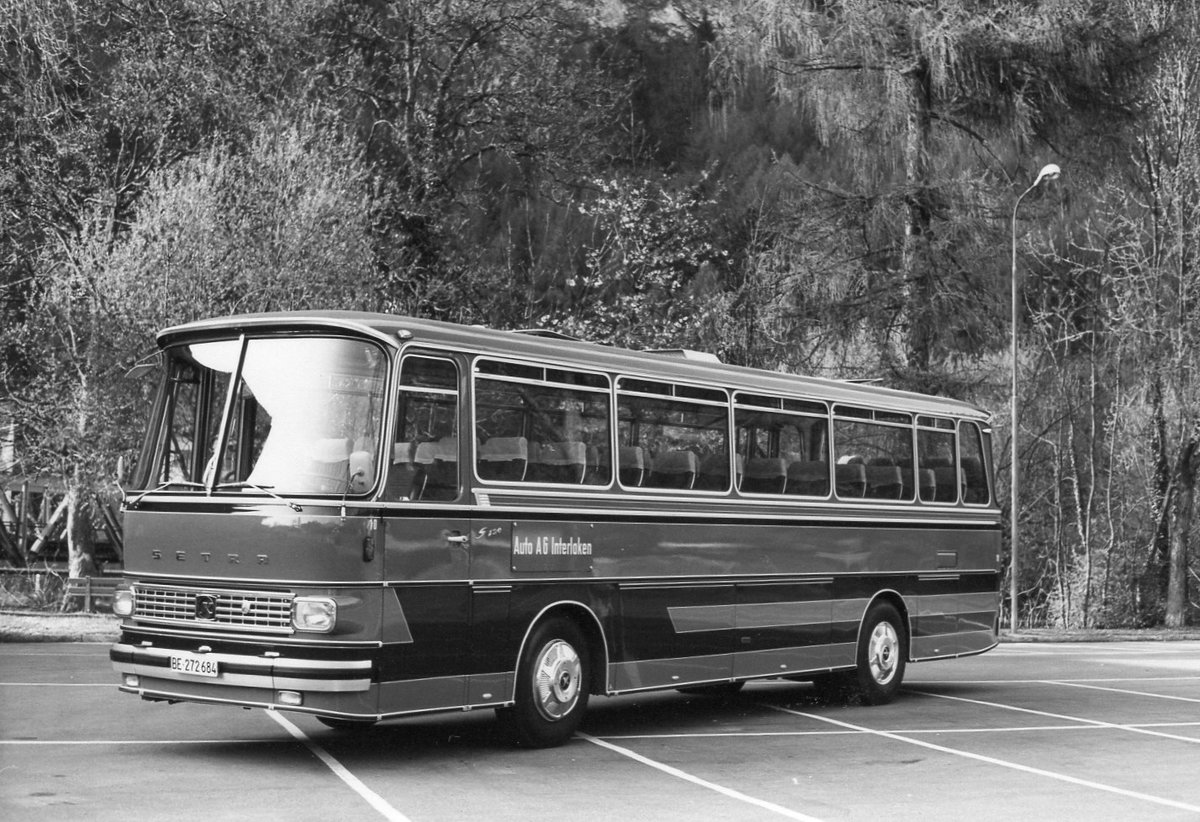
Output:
1010,162,1060,633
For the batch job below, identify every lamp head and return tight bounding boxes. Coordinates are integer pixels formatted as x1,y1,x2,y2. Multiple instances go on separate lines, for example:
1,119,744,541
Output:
1034,164,1061,185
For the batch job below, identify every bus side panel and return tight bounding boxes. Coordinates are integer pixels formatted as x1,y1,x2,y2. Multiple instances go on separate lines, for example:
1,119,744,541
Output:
909,574,1001,660
377,510,472,714
466,584,513,707
123,508,382,583
612,582,735,690
733,580,832,679
375,585,469,714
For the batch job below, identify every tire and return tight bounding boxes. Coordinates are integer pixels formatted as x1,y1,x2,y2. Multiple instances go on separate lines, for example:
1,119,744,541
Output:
850,601,907,705
504,618,590,748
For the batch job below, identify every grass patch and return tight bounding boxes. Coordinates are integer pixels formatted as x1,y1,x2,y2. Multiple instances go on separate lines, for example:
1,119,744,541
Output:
0,610,120,642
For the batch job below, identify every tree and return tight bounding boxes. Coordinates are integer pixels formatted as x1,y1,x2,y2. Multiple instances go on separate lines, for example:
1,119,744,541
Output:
309,0,635,320
10,115,380,591
1101,1,1200,626
537,173,727,350
708,0,1154,381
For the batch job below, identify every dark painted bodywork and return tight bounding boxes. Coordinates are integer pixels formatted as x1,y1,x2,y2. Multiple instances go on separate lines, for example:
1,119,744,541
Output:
111,312,1001,722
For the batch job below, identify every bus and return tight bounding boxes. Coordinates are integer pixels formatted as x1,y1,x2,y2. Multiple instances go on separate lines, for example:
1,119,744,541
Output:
110,311,1001,747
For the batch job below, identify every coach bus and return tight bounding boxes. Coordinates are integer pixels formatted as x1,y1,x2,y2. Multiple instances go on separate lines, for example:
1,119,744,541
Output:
109,311,1001,747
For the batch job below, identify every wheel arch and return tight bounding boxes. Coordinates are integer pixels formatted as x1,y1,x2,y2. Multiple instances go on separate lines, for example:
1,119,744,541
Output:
859,589,911,660
512,600,610,697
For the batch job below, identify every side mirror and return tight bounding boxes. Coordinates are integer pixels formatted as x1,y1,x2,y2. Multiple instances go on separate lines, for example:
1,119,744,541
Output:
348,451,374,494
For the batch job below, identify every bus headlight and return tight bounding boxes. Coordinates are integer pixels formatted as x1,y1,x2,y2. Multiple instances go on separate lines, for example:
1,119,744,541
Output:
292,597,337,633
113,587,135,617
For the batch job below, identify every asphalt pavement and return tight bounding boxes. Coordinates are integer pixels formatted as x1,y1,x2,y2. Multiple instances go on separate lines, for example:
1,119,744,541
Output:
2,640,1199,821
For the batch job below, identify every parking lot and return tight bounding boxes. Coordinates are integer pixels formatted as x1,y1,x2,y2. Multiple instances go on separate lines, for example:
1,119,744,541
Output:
2,640,1199,821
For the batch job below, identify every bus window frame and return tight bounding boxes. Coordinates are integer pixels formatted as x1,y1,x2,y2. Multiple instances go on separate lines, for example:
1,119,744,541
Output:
916,415,960,505
733,391,832,500
831,404,916,503
959,420,992,507
615,376,732,495
471,356,615,491
389,350,464,503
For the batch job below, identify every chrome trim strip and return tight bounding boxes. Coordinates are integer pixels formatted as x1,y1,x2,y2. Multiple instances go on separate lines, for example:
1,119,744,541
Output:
737,578,834,587
666,598,872,634
454,492,999,521
910,630,998,662
117,622,382,647
914,591,1000,614
125,572,389,588
272,676,371,693
731,644,834,679
668,604,736,633
112,643,373,692
129,495,998,525
378,569,998,587
609,653,732,692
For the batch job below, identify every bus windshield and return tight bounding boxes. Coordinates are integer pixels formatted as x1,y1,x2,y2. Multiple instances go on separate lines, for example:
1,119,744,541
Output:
141,335,388,496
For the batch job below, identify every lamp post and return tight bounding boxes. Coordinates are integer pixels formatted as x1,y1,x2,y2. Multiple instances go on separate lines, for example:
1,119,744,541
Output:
1010,163,1060,633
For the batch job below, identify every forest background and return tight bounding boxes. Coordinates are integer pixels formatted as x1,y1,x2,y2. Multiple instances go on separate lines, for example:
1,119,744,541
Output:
2,0,1198,629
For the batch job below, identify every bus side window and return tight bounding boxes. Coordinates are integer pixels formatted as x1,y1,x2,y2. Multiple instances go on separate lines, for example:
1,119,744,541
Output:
960,422,990,505
832,407,914,501
388,356,460,501
916,417,957,503
474,362,611,487
617,379,729,492
733,394,829,497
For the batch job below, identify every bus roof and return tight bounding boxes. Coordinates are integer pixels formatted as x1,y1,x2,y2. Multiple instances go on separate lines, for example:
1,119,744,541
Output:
158,311,992,422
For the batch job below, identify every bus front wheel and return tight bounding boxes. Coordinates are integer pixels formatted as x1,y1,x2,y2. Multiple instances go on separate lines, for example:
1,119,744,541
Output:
502,617,590,748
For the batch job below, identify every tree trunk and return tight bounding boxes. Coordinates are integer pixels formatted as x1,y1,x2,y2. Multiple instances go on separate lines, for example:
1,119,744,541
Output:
1165,441,1195,628
1149,378,1172,601
63,486,98,611
901,58,933,375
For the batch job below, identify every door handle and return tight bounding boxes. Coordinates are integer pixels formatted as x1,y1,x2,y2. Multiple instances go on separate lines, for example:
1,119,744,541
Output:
445,532,469,545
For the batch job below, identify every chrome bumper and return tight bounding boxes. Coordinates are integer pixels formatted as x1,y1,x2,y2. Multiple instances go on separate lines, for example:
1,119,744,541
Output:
110,642,372,693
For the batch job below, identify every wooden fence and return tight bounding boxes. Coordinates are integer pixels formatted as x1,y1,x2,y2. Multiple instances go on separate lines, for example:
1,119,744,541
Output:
0,481,123,568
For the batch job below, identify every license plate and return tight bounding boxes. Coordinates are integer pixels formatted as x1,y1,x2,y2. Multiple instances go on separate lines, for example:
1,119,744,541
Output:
169,652,220,678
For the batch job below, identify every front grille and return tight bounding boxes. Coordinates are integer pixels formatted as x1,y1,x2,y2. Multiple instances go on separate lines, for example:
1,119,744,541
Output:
134,584,294,634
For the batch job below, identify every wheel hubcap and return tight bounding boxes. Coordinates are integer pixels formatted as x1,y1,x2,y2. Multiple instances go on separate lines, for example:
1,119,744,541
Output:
533,639,581,721
867,622,899,685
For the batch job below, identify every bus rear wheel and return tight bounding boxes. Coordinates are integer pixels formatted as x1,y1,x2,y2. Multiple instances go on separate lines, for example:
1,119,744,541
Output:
810,601,906,705
851,601,906,705
502,617,590,748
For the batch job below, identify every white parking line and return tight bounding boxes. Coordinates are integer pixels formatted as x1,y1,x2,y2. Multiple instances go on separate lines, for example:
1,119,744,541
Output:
0,738,282,745
767,704,1200,814
578,731,825,822
0,682,112,687
1046,679,1200,703
599,721,1200,741
996,646,1191,657
266,711,412,822
906,676,1200,685
912,689,1200,745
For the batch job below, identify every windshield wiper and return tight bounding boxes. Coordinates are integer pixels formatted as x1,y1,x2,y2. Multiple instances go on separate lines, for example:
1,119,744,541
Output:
215,481,303,512
125,480,207,509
